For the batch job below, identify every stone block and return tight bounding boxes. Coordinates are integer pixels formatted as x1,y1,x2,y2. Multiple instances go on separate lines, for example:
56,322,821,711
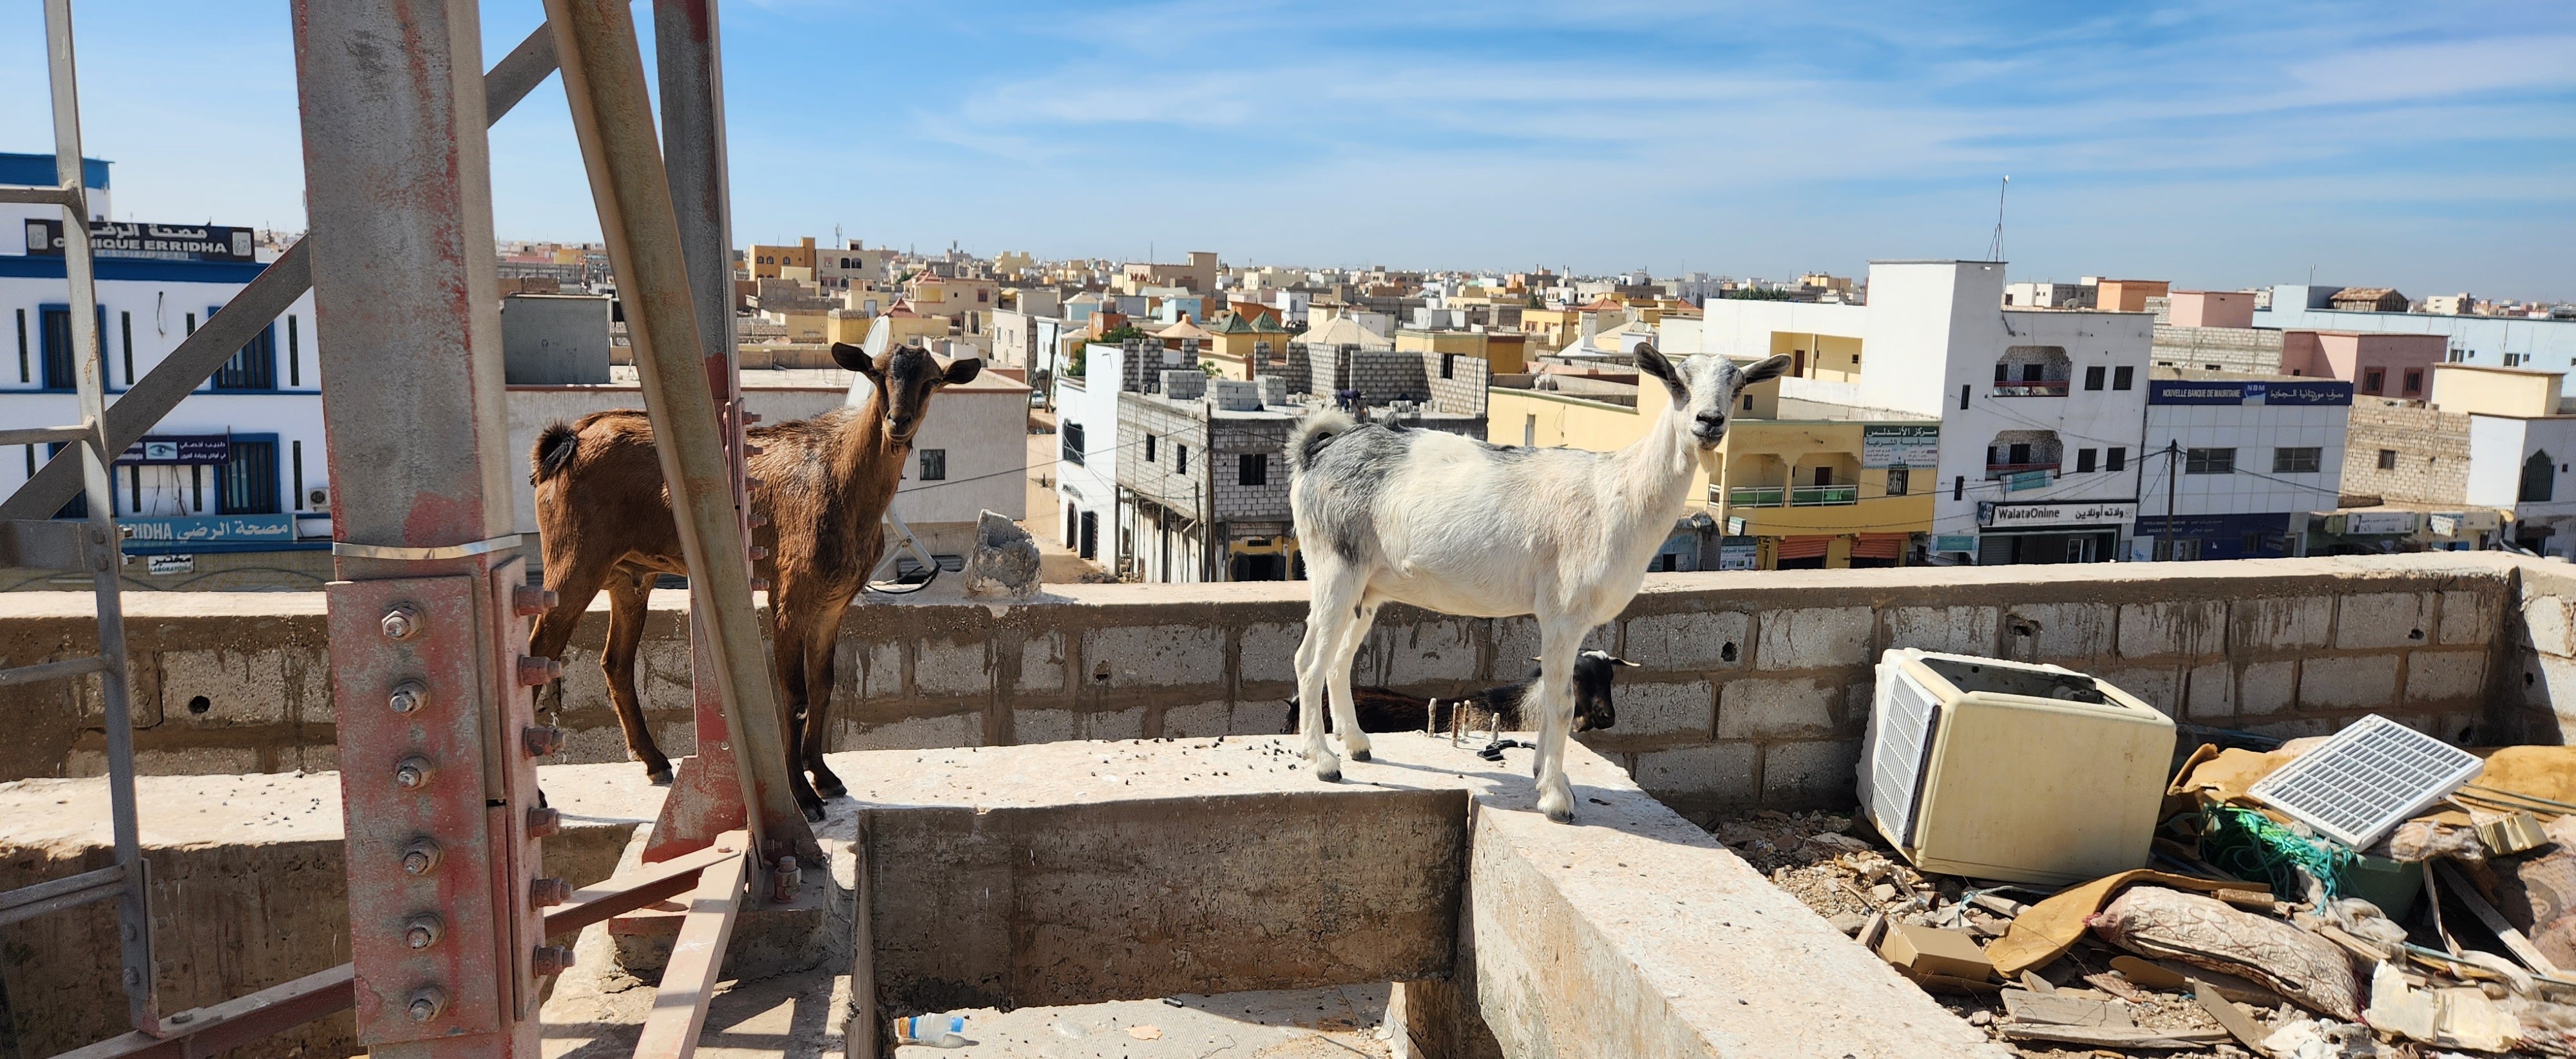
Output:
1762,740,1863,806
2117,600,2226,660
2232,596,2333,653
1883,606,1998,656
1017,633,1067,694
1605,680,1713,739
157,648,292,726
2336,593,2431,650
2525,596,2576,658
1015,707,1143,744
2097,667,2178,716
131,747,261,774
2533,654,2576,712
1369,618,1480,685
838,711,985,752
2441,589,2498,647
1492,618,1612,671
835,637,906,703
1238,622,1305,685
2244,716,2336,741
2002,602,2115,665
1617,609,1753,671
2238,660,2298,716
1083,624,1225,688
916,636,994,696
1159,700,1234,738
2298,654,2401,711
1632,742,1758,805
1754,607,1873,670
2405,651,2486,703
2184,662,2234,720
1717,677,1837,741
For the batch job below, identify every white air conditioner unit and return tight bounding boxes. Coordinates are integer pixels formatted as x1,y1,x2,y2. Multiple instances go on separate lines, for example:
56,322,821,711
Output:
1857,649,2175,885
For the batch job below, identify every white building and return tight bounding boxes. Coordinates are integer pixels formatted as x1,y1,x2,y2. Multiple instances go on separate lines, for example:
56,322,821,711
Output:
2,151,331,589
844,365,1030,559
2135,374,2352,560
1051,340,1130,564
2258,283,2576,369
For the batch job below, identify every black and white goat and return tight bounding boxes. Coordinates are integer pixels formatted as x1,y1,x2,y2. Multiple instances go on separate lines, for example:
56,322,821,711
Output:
1279,649,1639,737
1284,345,1789,821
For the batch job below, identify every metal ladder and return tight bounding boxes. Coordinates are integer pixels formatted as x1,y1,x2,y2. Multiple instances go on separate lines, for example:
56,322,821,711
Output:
0,0,160,1034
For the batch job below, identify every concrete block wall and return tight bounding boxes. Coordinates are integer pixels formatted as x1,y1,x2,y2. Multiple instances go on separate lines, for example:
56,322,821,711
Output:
1427,351,1491,417
1350,350,1431,404
2341,398,2470,504
2151,323,2284,374
0,554,2532,823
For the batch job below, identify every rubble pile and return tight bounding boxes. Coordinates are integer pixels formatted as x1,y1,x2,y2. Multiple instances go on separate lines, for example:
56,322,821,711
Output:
1712,735,2576,1059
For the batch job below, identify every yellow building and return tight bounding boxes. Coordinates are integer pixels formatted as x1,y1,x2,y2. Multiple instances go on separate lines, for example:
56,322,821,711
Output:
1768,330,1865,383
747,236,816,280
1489,374,1933,569
1521,307,1579,348
1393,329,1529,374
904,275,995,321
1199,310,1294,378
2430,363,2562,416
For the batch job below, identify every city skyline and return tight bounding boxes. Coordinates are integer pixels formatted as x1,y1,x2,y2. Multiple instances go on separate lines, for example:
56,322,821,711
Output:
0,1,2570,300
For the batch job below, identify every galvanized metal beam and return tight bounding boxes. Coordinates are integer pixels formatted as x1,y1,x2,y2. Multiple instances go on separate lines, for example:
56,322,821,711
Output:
0,20,560,524
543,0,819,861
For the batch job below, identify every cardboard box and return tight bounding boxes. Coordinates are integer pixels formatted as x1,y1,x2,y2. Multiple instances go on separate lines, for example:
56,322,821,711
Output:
1878,922,1992,983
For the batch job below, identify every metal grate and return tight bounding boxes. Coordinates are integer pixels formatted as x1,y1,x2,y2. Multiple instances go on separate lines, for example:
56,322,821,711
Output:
2249,714,2483,849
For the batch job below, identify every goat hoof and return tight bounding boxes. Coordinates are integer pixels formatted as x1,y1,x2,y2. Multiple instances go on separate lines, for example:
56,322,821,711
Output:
798,799,826,823
1348,749,1371,763
1315,764,1342,783
645,765,674,786
1544,803,1575,824
813,776,848,799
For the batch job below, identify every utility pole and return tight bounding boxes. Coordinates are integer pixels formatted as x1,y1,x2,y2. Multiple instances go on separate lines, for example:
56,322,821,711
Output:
2160,441,2181,561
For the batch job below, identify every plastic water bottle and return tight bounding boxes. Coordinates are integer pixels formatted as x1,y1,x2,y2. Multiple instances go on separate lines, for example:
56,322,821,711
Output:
892,1013,968,1048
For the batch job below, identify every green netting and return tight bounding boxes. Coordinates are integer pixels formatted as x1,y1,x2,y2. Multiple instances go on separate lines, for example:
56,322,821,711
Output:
2200,804,2357,901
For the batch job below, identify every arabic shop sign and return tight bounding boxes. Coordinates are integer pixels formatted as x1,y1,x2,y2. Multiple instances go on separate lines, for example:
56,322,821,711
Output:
117,434,229,465
1933,534,1979,553
26,220,257,263
120,515,294,552
2147,379,2353,407
1860,424,1939,469
1978,501,2139,528
2003,469,2053,492
1717,536,1758,571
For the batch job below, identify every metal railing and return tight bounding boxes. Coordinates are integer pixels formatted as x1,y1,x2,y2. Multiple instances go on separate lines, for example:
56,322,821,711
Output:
1985,461,2062,477
0,0,159,1035
1724,484,1861,508
1990,379,2070,397
1725,486,1784,508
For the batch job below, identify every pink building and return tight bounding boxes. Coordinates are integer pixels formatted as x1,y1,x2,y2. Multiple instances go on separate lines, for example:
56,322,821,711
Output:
2168,290,2254,329
2279,330,2447,398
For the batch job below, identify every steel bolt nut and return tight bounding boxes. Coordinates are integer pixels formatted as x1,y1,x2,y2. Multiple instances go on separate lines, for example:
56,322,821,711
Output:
511,585,558,617
516,655,562,687
400,839,441,875
393,756,434,789
748,545,770,560
406,987,446,1023
521,725,566,757
526,806,562,838
380,606,419,640
531,944,575,977
530,877,572,907
388,681,427,714
403,914,444,949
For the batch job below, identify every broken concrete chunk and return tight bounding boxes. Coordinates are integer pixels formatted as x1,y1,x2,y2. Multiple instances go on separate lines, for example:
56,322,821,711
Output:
961,510,1042,598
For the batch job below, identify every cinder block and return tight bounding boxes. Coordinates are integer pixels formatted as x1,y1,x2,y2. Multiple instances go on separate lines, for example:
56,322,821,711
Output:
1018,634,1067,694
2441,589,2498,647
131,747,261,774
1369,618,1480,685
1159,700,1233,738
1753,607,1873,670
1238,622,1305,685
2532,654,2576,712
2097,667,2179,716
1607,680,1714,739
834,638,905,703
2238,660,2298,716
1083,624,1225,688
2231,596,2333,653
1883,606,1998,656
1632,742,1757,805
1717,677,1837,741
158,648,292,726
1618,610,1752,671
2298,654,2401,711
1493,618,1613,670
2405,651,2486,703
916,636,993,696
2002,602,2115,665
2184,662,2233,720
837,711,984,751
2244,717,2336,741
2117,600,2225,660
2336,593,2431,650
2524,596,2576,659
1016,707,1144,744
1762,740,1863,805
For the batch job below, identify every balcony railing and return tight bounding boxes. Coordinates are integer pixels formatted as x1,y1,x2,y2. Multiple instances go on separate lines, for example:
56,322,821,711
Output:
1726,486,1784,508
1990,379,2069,397
1985,462,2059,479
1790,484,1858,506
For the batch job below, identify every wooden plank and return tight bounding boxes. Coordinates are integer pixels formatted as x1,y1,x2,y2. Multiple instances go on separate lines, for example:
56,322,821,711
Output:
1996,1024,2231,1048
2001,989,2130,1027
2435,861,2564,977
2191,979,2272,1056
631,835,751,1059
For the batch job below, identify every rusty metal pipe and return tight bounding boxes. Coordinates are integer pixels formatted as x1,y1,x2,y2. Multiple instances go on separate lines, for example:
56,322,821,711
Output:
541,0,817,862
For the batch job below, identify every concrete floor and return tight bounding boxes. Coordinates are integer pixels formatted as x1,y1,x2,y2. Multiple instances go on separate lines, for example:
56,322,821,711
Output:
890,986,1393,1058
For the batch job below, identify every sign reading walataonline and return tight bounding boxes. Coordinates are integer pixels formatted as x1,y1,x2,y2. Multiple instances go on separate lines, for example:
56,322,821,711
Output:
25,220,256,263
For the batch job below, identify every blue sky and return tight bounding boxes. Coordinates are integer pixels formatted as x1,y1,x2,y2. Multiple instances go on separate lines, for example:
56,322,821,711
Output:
3,2,2571,300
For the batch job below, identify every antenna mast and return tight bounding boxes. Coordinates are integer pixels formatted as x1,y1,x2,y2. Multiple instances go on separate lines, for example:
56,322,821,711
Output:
1986,175,2010,262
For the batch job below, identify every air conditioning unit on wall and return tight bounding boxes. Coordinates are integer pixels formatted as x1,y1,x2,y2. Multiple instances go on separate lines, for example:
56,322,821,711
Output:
1857,648,2175,885
307,488,328,508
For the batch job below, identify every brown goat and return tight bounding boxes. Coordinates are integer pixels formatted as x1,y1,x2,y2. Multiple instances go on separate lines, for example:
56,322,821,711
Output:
527,340,980,821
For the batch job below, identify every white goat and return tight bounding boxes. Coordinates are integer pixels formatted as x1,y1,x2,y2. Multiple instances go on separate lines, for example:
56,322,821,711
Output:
1284,345,1791,821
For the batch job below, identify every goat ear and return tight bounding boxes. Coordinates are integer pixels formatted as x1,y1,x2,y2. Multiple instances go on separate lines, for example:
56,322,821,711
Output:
831,342,883,381
1634,342,1684,392
942,357,984,386
1741,354,1794,385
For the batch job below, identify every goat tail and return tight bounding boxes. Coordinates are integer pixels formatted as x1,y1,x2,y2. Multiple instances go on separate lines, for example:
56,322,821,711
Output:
530,421,580,484
1284,410,1359,477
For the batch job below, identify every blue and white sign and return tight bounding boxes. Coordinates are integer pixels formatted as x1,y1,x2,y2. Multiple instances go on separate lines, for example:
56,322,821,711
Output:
2148,379,2353,406
2003,469,2053,492
121,515,295,552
